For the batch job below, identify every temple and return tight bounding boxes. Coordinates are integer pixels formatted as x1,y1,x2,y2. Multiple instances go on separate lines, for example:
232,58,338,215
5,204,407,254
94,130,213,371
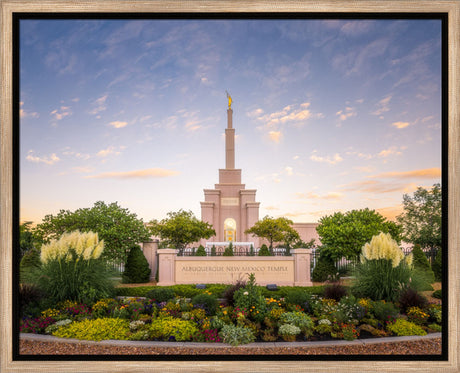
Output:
200,96,319,248
200,96,261,246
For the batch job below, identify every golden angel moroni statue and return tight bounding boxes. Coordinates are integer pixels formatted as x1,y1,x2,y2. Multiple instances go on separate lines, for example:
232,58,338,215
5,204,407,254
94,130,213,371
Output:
226,91,232,109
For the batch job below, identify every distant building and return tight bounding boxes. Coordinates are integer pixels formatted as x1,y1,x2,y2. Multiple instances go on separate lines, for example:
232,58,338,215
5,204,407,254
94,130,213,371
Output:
200,98,319,248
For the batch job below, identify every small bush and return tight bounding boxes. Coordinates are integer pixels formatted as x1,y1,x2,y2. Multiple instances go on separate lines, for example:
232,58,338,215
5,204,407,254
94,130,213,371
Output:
53,318,130,341
312,256,337,282
387,319,427,336
219,324,256,346
279,311,314,335
258,244,271,256
20,248,42,283
284,289,313,311
432,249,442,281
19,283,46,317
398,287,428,313
278,324,301,341
432,289,442,299
116,286,155,297
149,317,199,341
223,242,234,256
323,283,348,301
210,245,216,256
191,293,218,316
370,300,399,322
146,287,175,303
412,245,432,272
195,245,207,256
122,245,151,284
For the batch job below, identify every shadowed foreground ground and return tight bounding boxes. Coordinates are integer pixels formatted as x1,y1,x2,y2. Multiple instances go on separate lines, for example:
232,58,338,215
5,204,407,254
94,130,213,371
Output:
20,337,442,356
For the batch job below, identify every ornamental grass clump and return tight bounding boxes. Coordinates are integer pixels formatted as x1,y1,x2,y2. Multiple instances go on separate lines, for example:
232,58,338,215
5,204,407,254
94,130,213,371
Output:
352,232,413,302
37,231,114,304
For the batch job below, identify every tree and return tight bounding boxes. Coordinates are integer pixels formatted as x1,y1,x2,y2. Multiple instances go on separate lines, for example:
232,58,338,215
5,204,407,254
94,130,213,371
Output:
122,244,151,284
19,221,37,258
34,201,151,264
396,184,442,251
148,209,215,255
316,208,402,261
245,216,300,254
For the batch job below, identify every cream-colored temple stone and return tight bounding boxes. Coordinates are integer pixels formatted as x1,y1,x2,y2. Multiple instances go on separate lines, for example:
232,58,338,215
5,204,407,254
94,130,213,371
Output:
200,102,261,247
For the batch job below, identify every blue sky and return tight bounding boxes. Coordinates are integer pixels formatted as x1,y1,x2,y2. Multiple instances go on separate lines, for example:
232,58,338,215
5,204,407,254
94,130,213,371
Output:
19,18,442,224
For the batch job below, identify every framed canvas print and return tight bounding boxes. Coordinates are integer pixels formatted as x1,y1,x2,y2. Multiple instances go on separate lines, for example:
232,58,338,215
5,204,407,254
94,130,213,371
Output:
1,1,459,372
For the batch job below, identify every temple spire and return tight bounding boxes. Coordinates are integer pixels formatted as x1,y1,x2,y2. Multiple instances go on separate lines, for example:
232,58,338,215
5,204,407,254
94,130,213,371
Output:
225,93,235,169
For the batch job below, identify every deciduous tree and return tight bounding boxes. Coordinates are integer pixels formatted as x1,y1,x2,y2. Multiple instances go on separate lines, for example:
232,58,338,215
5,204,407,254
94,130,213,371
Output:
316,208,401,261
148,209,215,255
34,201,151,264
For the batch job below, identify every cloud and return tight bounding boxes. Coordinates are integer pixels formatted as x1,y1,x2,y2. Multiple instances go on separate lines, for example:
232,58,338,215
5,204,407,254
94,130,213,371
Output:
89,95,108,115
268,131,282,143
72,166,94,173
62,150,91,160
369,168,441,179
255,102,316,128
85,168,180,179
109,121,128,129
296,191,343,200
50,106,72,121
372,95,392,116
96,146,124,158
247,108,264,118
392,121,410,129
310,152,343,165
336,106,356,122
377,146,405,158
285,166,293,176
26,151,60,165
20,102,39,119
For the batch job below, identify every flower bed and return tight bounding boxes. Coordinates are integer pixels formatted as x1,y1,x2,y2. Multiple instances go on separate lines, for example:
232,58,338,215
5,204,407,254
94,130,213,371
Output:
20,278,442,347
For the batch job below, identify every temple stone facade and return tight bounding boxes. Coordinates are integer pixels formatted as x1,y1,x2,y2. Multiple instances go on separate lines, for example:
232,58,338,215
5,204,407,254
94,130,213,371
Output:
200,103,261,247
199,98,320,249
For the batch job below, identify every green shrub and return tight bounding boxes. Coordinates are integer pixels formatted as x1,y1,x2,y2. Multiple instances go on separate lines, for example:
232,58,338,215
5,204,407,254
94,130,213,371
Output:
412,245,431,272
53,318,130,341
233,274,268,322
122,245,151,284
37,231,115,304
258,244,271,256
219,324,256,346
20,248,42,283
386,319,427,336
191,293,218,316
432,289,442,299
195,245,207,256
115,286,155,297
223,242,234,256
278,324,301,341
19,283,47,317
210,245,216,256
279,311,314,335
369,300,399,322
428,323,442,332
249,245,255,256
149,317,199,341
312,256,338,282
284,289,313,310
145,287,175,302
432,249,442,281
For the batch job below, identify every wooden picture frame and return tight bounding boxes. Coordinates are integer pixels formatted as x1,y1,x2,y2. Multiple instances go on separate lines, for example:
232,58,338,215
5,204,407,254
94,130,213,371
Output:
1,1,458,372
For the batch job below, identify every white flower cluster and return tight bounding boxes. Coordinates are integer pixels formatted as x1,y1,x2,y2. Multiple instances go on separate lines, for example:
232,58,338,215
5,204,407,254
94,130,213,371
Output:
129,320,145,332
318,318,332,326
278,323,301,336
361,232,412,268
40,230,104,264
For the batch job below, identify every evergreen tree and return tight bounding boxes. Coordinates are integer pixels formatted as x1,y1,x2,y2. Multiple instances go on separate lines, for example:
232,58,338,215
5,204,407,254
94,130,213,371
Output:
122,245,151,284
195,245,207,256
211,245,216,256
223,242,234,256
258,244,271,256
431,248,442,282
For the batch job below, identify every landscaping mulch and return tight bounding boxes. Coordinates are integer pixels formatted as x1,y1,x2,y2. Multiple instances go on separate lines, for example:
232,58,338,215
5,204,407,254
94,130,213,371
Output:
19,337,442,356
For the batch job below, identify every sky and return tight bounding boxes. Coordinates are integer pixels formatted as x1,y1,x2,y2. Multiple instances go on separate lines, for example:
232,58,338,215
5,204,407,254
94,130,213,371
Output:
19,18,442,225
